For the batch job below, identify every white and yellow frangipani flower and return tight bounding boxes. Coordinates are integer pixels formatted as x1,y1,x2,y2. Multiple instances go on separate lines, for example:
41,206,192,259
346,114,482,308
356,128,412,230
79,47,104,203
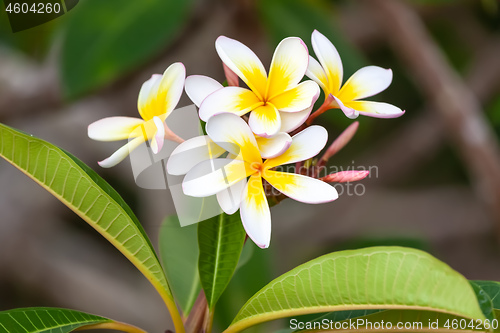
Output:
306,30,404,120
88,63,185,168
173,113,338,248
197,36,320,137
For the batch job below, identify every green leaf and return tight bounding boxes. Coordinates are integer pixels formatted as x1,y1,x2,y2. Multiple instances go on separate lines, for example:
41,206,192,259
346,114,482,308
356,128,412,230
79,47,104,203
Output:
470,281,496,321
159,215,201,316
224,246,486,333
0,307,142,333
472,281,500,320
198,212,247,309
61,0,194,99
0,123,184,333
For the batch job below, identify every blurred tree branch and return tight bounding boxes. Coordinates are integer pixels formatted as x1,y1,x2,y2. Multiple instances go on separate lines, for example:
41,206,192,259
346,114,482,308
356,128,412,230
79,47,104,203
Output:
368,0,500,236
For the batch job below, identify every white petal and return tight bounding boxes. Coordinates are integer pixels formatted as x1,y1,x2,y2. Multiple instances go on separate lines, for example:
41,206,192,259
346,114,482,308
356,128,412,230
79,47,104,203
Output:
338,66,392,101
240,174,271,249
264,125,328,169
256,133,292,159
270,80,320,112
263,170,338,204
206,113,261,162
167,135,226,175
88,117,144,142
216,178,247,215
182,158,250,197
150,116,165,154
185,75,223,107
199,86,262,122
311,30,343,94
332,95,360,119
306,56,328,92
98,137,145,168
349,100,405,119
266,37,309,100
137,63,186,121
215,36,268,99
248,104,281,138
279,106,312,133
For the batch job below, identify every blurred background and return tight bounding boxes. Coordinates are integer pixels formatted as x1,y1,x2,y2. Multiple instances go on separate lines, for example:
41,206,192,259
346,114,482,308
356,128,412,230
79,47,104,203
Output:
1,0,500,332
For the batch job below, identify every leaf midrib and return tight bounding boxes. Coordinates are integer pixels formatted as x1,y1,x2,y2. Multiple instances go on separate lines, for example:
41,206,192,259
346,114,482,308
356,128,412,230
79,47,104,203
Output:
208,213,225,308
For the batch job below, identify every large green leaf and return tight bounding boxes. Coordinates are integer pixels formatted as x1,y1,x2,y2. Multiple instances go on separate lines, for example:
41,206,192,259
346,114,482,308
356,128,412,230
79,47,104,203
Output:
61,0,194,99
472,281,500,320
224,246,485,333
159,215,201,316
198,212,247,309
0,307,143,333
0,123,184,333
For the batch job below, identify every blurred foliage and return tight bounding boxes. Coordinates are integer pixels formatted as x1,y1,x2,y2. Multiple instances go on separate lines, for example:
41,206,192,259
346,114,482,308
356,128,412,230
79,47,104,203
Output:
60,0,195,99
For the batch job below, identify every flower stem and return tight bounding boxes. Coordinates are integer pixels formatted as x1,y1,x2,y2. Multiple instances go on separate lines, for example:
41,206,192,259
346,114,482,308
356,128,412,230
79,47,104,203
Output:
306,94,335,125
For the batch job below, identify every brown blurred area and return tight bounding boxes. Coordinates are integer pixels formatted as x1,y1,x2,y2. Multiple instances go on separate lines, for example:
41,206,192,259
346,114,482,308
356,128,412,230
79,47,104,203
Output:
1,0,500,332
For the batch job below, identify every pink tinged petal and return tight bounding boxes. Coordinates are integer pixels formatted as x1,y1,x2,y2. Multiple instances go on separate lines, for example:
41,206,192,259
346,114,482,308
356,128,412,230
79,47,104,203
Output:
185,75,223,107
248,104,281,138
321,170,370,183
206,113,261,163
198,86,262,122
182,158,251,197
264,125,328,169
332,95,359,119
266,37,309,100
98,136,145,168
338,66,392,102
223,63,240,87
279,106,312,133
270,80,320,112
306,55,329,92
216,178,247,215
311,30,343,94
215,36,268,99
348,100,405,119
150,116,165,154
256,133,292,159
320,121,359,163
167,135,226,176
88,117,144,141
263,170,338,204
240,174,271,249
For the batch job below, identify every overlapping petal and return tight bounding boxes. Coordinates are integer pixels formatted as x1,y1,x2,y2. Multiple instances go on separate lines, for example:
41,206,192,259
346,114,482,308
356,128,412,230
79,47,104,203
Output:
185,75,223,107
266,37,309,100
256,133,292,159
216,178,247,215
306,56,328,92
279,106,312,133
199,87,262,121
263,170,338,204
248,104,281,138
182,158,251,197
88,117,144,141
311,29,343,94
338,66,393,102
264,125,328,169
270,80,320,112
216,36,267,99
167,135,225,175
150,116,165,154
206,113,261,162
240,174,271,249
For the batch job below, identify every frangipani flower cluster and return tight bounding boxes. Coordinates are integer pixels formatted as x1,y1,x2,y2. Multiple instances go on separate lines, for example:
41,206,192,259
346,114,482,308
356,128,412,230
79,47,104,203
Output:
88,30,404,248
